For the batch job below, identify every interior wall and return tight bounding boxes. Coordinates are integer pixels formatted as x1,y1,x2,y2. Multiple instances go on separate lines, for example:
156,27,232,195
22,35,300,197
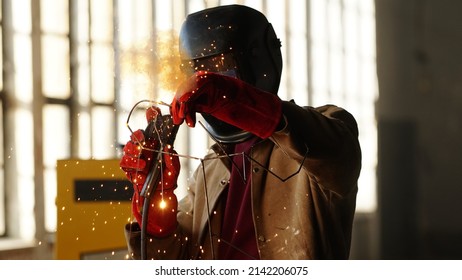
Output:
375,0,462,259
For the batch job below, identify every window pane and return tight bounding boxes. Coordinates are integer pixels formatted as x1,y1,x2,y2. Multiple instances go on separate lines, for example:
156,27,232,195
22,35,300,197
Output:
155,0,173,31
12,0,31,33
117,0,135,48
117,0,154,45
92,106,115,159
43,105,70,166
42,35,71,99
15,109,35,239
77,44,91,105
76,0,89,43
43,105,70,232
44,168,56,232
91,0,113,42
133,0,153,41
41,0,69,34
91,44,114,104
78,111,91,159
14,34,33,103
288,0,308,104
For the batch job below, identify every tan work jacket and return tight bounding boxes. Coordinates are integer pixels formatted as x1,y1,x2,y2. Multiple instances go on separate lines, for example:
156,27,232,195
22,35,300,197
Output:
125,101,361,259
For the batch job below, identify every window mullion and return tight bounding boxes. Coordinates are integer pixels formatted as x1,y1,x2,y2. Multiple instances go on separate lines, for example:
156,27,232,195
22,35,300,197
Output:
31,0,46,243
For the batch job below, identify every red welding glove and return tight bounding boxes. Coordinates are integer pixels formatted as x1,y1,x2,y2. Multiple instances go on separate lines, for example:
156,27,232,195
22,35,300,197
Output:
171,71,282,139
120,106,180,238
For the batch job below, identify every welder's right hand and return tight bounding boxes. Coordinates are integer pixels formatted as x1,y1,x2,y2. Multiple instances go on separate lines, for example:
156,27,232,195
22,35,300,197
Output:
119,106,180,237
120,105,164,188
120,128,157,188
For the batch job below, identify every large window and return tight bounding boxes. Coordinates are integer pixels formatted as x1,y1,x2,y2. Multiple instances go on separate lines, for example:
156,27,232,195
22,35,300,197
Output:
42,0,116,233
0,0,116,244
0,0,377,255
309,0,378,212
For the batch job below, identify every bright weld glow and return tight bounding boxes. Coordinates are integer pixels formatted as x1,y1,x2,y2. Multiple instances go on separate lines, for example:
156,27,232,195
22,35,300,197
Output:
159,200,167,209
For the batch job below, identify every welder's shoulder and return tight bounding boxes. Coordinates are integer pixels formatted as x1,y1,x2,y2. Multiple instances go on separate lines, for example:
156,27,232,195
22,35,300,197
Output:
313,104,359,137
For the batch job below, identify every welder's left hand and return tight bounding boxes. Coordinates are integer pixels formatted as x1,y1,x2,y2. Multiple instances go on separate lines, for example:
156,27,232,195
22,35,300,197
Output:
170,71,282,139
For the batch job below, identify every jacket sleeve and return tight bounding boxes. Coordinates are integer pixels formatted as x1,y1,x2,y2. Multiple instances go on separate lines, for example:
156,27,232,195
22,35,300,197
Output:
270,101,362,196
124,222,188,259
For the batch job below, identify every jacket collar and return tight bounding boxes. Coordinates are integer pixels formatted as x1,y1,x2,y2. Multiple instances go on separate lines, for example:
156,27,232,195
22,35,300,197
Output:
209,137,269,171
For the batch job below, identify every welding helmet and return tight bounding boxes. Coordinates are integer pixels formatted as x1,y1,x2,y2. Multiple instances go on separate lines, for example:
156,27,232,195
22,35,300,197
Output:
178,4,283,143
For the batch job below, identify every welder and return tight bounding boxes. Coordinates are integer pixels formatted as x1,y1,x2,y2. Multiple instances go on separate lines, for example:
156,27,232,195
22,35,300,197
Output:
120,4,361,260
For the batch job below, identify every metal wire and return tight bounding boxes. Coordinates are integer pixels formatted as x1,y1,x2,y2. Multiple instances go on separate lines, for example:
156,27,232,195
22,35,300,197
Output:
125,100,309,259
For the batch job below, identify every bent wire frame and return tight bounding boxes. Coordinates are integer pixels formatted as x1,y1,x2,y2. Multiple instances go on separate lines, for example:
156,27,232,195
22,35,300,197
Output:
125,100,309,259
